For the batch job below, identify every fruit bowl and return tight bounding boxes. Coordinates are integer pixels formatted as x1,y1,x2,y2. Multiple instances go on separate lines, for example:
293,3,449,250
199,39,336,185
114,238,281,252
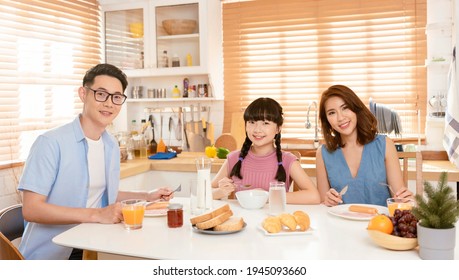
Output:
367,230,418,251
162,19,197,35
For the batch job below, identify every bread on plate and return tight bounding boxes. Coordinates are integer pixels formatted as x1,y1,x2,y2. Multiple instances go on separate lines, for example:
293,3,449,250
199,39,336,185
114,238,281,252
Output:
195,210,233,230
190,204,230,225
213,216,245,231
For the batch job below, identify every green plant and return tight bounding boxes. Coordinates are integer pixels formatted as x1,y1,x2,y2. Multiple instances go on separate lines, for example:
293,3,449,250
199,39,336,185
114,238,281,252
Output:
412,172,459,229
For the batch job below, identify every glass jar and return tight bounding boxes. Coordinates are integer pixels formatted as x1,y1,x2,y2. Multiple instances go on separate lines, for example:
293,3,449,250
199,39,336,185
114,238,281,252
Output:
167,203,183,228
172,54,180,67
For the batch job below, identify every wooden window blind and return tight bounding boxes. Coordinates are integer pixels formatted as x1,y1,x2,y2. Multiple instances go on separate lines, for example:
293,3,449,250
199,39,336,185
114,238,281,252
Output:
0,0,101,164
222,0,427,142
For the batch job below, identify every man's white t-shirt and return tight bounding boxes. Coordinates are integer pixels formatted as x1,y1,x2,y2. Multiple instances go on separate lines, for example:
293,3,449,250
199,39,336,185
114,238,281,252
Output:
86,137,106,208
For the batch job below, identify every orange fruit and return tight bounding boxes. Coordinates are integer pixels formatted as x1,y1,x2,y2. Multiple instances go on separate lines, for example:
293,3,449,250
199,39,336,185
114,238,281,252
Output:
367,214,393,234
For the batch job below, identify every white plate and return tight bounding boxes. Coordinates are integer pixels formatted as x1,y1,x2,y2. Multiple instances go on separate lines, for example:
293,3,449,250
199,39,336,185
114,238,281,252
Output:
327,204,388,221
192,223,247,235
258,225,315,236
144,209,167,217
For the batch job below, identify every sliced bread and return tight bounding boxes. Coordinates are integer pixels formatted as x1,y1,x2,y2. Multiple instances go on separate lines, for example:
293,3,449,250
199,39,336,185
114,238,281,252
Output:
213,216,244,231
190,204,230,225
195,210,233,230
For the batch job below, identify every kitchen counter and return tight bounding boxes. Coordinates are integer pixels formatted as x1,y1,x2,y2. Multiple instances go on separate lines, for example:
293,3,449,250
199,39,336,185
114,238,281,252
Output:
120,152,226,178
120,152,459,182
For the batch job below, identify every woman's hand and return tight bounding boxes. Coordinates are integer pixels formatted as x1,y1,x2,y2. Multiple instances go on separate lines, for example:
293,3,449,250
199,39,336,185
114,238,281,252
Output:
393,187,413,200
323,188,343,206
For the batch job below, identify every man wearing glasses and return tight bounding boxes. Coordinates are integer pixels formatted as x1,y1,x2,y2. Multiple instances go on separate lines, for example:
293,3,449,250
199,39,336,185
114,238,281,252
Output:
17,64,173,260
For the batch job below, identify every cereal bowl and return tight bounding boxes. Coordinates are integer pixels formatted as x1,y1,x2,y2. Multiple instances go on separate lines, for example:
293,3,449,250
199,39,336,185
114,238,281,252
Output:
236,189,269,209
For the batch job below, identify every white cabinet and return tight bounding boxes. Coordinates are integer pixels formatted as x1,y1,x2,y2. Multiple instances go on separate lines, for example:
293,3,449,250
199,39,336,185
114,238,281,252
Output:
101,0,208,76
102,1,150,71
101,0,213,133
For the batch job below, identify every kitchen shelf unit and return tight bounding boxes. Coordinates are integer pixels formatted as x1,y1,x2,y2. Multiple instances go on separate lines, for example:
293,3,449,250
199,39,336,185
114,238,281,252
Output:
101,0,208,75
100,0,210,133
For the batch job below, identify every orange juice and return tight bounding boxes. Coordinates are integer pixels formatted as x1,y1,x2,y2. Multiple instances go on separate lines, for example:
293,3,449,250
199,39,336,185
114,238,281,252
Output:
387,198,414,216
121,199,146,230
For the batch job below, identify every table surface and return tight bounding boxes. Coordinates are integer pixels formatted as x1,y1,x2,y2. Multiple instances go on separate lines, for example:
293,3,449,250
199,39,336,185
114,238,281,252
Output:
52,198,459,260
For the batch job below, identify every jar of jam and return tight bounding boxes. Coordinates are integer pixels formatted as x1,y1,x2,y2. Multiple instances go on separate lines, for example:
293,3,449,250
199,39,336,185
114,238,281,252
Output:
167,203,183,228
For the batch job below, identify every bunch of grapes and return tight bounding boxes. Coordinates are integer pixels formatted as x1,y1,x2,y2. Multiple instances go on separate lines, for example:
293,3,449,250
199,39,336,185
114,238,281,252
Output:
388,209,418,238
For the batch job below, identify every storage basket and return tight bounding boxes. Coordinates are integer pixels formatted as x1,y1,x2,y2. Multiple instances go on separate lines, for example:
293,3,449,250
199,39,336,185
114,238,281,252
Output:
162,19,197,35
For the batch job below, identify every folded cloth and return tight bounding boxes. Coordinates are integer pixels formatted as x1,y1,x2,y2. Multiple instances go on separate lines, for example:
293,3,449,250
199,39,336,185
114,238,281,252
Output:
148,152,177,160
443,47,459,168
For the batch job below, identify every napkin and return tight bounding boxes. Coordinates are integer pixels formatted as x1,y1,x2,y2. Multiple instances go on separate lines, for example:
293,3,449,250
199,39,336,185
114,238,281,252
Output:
443,47,459,168
148,152,177,160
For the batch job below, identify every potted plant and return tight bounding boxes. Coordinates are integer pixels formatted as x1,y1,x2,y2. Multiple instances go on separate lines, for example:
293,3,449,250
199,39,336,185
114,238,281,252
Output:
412,172,459,259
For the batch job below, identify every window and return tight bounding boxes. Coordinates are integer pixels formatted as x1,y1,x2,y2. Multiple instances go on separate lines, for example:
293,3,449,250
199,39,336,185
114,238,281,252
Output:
0,0,101,164
222,0,427,141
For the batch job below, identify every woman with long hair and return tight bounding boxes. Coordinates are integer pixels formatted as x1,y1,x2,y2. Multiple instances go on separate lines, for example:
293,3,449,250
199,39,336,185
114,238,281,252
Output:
316,85,413,206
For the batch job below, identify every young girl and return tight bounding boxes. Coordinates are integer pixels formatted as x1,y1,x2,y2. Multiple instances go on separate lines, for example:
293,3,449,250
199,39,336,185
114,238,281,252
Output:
212,97,320,204
316,85,413,206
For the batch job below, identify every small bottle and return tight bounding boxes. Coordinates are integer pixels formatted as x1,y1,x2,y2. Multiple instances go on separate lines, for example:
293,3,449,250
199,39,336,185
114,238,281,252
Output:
139,135,148,158
160,50,169,68
130,120,138,136
186,53,192,66
189,85,196,98
198,84,205,98
140,51,144,68
140,119,148,134
172,54,180,67
167,203,183,228
172,85,181,98
183,78,189,98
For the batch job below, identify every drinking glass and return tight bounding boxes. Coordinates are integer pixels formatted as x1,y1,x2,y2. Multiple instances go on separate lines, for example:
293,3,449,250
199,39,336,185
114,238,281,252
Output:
121,199,146,230
386,198,414,217
194,157,213,211
268,181,286,216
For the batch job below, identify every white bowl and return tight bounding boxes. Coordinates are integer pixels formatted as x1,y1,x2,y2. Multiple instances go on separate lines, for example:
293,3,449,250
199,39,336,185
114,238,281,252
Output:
236,189,269,209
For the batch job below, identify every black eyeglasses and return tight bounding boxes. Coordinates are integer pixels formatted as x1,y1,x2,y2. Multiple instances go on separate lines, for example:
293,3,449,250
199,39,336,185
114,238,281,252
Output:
85,87,127,105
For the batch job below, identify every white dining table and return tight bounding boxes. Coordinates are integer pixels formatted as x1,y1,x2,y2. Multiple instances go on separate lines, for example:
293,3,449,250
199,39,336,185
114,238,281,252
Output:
52,198,459,260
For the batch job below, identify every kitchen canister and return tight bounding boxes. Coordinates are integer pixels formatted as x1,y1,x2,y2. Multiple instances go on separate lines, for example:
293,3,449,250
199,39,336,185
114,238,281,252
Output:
131,86,143,99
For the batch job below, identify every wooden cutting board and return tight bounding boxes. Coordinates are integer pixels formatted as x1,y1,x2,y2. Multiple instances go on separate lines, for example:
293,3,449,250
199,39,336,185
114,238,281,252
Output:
215,133,237,151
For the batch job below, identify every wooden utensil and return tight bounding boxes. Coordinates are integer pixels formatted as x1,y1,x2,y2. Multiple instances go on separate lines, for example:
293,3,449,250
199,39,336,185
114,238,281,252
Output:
157,113,166,153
